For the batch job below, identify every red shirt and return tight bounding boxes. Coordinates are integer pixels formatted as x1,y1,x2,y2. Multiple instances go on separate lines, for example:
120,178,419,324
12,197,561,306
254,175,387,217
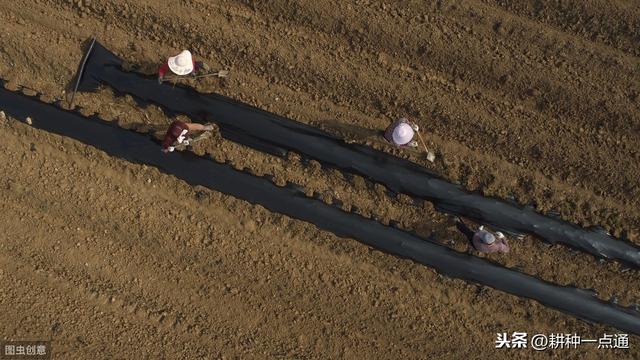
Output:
158,59,198,78
162,120,189,151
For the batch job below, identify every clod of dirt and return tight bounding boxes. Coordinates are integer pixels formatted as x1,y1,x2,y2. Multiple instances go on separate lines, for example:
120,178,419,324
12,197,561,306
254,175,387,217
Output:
22,88,37,97
241,219,257,232
374,183,387,196
351,175,367,190
426,151,436,162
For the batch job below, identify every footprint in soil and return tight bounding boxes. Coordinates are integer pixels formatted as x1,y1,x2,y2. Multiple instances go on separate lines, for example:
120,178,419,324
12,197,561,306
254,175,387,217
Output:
51,322,62,336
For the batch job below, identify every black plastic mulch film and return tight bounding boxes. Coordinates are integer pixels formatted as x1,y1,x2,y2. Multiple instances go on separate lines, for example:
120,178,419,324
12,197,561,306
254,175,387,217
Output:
1,84,640,334
75,40,640,270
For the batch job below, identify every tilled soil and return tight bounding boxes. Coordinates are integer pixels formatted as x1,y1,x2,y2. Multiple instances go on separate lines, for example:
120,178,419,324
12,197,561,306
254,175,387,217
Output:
0,0,639,358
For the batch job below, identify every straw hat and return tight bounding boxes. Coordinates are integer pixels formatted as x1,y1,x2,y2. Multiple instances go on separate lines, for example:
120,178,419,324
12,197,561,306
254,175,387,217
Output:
392,123,415,145
167,50,194,75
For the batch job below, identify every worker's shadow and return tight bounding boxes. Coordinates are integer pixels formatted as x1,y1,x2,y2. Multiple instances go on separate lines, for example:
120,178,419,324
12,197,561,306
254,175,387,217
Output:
316,119,383,144
115,120,166,140
121,60,159,75
455,219,476,245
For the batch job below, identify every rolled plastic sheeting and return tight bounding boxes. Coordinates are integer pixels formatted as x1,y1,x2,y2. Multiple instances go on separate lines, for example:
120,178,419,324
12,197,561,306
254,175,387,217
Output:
1,84,639,334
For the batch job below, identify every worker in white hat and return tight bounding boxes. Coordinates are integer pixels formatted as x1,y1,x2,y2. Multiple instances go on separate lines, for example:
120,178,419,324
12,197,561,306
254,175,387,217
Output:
157,50,210,84
383,117,419,148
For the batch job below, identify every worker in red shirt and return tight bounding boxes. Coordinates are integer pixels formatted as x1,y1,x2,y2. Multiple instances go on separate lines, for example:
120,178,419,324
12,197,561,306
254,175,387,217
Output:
157,50,210,84
161,120,214,153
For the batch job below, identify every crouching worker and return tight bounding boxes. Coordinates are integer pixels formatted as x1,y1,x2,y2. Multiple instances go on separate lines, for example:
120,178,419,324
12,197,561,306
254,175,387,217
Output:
384,117,419,148
455,217,510,254
161,120,214,153
158,50,210,84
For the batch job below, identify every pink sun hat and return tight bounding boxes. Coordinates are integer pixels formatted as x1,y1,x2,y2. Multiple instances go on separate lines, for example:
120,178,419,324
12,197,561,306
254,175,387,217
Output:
167,50,194,76
392,122,415,145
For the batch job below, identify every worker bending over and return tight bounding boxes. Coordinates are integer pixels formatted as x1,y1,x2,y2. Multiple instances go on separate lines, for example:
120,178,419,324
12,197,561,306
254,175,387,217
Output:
455,217,510,254
161,120,214,153
384,117,420,148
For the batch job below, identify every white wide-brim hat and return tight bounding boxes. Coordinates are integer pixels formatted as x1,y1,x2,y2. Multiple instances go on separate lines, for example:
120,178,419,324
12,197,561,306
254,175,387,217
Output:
392,123,415,145
168,50,194,75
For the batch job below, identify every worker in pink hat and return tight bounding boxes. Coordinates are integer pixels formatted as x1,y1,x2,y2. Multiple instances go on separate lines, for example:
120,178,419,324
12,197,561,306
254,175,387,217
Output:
455,217,510,254
157,50,210,84
384,117,419,148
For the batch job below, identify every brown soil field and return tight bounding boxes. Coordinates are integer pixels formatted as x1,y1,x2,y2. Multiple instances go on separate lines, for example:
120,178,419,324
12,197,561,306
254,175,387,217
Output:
0,0,639,358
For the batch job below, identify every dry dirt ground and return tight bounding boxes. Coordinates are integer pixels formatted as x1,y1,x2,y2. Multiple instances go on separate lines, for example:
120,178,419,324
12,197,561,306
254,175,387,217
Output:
0,0,639,359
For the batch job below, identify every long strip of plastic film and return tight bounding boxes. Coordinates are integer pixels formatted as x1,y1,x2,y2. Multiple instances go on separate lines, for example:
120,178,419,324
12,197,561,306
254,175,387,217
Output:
74,40,640,269
1,84,639,334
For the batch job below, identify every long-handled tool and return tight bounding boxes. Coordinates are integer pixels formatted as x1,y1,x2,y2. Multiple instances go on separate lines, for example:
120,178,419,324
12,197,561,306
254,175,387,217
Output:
164,70,229,82
415,130,436,162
